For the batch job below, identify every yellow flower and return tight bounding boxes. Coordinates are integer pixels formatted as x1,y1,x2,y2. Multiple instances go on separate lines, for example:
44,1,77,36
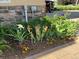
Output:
44,26,48,32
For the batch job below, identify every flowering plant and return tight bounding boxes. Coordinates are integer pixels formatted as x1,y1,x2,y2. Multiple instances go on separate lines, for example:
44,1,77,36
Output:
17,24,24,29
27,25,48,43
9,24,27,44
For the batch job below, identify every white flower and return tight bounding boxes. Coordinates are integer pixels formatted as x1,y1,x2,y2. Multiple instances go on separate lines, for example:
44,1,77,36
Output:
17,24,24,29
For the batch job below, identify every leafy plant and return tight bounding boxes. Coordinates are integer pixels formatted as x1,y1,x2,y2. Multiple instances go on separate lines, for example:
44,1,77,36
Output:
27,19,49,44
0,25,10,54
44,16,78,39
1,23,30,53
27,25,47,44
7,24,27,45
0,39,9,55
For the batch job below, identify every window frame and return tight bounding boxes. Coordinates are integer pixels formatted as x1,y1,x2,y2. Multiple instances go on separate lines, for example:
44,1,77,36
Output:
0,0,11,3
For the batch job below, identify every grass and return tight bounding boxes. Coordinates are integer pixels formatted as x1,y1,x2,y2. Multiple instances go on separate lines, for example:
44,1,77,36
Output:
55,5,79,10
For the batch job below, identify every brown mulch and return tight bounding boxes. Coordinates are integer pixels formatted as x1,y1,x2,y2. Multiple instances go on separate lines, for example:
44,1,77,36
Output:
0,39,75,59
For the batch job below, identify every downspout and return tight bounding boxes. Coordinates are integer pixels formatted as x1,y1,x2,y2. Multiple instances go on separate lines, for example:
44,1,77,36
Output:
75,0,78,5
24,5,28,22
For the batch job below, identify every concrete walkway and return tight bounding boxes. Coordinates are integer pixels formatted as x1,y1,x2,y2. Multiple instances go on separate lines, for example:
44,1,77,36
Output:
46,11,79,19
25,37,79,59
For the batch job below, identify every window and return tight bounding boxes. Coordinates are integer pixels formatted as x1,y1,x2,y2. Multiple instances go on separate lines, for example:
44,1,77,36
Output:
27,6,42,13
0,0,11,3
27,5,43,19
31,6,37,12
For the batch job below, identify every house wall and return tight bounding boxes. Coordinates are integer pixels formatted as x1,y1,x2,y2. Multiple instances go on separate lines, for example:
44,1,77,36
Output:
0,0,46,23
0,0,45,6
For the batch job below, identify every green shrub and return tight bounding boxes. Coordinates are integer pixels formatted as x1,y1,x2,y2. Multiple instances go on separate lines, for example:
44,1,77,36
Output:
44,16,78,39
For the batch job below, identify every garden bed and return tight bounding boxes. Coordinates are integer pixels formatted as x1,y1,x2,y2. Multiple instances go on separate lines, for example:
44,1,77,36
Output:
0,38,74,59
0,16,78,59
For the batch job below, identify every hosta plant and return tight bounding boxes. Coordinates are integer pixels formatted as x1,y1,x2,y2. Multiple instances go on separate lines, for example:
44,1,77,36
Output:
44,16,78,40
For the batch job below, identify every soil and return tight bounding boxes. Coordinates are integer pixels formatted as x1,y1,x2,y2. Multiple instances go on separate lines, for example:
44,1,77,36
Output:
0,38,75,59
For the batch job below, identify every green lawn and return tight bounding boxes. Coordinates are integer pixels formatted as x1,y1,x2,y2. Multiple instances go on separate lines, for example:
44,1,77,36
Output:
55,5,79,10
